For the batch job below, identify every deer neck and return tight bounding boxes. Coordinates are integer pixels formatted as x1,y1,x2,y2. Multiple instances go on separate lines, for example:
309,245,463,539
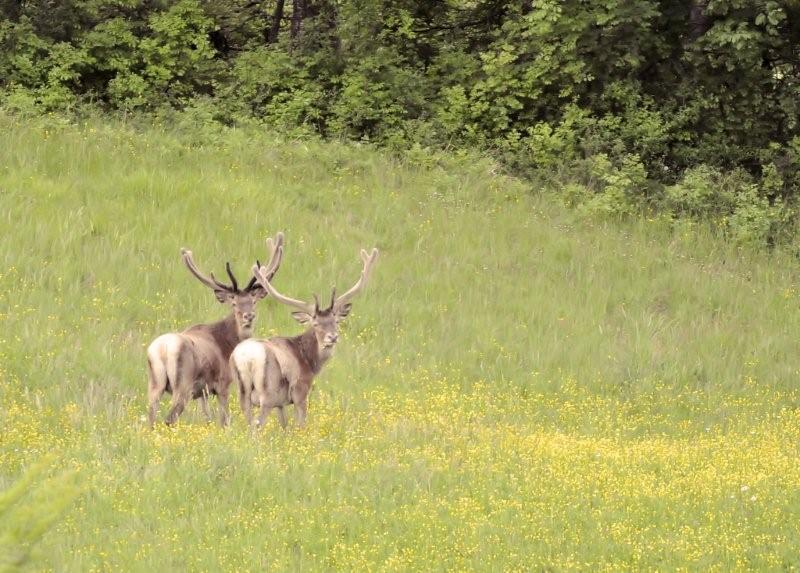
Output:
293,329,332,375
208,313,247,359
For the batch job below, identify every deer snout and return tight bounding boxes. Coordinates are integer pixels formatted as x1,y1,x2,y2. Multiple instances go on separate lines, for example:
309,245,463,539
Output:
323,333,339,347
243,312,255,324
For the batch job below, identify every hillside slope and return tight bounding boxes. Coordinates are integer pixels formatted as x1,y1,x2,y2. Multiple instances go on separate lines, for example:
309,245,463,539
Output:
1,115,799,570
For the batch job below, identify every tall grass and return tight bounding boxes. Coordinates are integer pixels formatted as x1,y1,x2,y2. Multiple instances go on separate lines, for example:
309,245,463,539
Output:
1,113,800,570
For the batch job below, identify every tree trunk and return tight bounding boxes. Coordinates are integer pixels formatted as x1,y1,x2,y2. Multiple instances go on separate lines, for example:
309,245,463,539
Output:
267,0,285,43
0,0,23,22
689,0,710,42
290,0,306,40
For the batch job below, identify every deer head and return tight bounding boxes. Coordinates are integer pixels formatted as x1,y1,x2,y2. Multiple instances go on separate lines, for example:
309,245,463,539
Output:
252,247,378,352
181,232,284,338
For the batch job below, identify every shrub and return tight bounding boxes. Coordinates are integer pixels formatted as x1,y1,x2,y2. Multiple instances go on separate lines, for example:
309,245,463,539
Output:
219,47,326,130
665,165,794,248
0,456,81,572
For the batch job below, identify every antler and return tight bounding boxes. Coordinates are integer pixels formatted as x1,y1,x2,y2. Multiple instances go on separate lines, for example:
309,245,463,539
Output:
252,244,377,314
244,232,284,292
262,232,284,282
225,262,239,292
252,262,315,314
181,249,234,293
334,248,379,309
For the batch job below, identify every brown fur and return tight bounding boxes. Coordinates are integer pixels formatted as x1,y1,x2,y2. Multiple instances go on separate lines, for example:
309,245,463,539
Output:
231,317,341,429
285,328,325,375
232,248,378,430
146,234,284,428
153,313,242,426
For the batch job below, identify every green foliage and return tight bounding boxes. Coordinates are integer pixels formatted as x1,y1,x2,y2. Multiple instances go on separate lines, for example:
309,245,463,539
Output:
0,18,51,88
664,165,795,247
81,18,143,108
664,165,736,220
0,0,217,111
220,46,326,129
4,116,800,569
581,154,649,218
558,153,649,218
0,18,82,111
138,0,217,105
93,0,219,109
0,457,81,572
329,48,425,145
1,0,799,245
727,183,793,248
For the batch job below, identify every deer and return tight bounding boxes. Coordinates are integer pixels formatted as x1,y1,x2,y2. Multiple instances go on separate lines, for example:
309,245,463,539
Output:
230,247,379,429
145,232,284,428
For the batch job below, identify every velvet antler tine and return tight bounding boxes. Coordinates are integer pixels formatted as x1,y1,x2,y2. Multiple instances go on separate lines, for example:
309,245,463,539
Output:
225,261,239,293
334,248,379,309
182,248,233,293
252,262,314,314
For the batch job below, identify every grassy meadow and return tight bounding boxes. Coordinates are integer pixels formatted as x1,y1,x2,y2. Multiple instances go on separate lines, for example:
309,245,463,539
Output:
2,113,800,570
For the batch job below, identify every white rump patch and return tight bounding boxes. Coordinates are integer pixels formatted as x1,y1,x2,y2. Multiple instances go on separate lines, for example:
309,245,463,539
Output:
231,338,269,387
147,333,183,362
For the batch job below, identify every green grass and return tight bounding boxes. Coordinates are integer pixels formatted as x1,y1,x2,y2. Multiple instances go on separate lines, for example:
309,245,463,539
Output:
1,113,800,570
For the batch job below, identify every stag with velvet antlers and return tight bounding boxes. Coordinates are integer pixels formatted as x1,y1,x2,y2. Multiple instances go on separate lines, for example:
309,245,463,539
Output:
231,247,378,429
146,233,284,427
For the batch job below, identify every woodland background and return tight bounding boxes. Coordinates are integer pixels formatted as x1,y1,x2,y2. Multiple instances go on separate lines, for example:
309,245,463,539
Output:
2,0,800,247
4,3,800,569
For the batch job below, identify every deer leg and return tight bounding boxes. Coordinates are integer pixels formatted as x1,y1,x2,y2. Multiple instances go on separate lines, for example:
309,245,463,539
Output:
291,383,310,428
218,388,231,428
165,348,193,426
293,399,308,428
256,353,281,430
146,358,167,429
165,390,189,426
216,369,234,428
239,389,253,427
199,388,212,423
147,388,162,428
232,358,254,427
255,395,286,429
256,396,272,429
276,406,287,430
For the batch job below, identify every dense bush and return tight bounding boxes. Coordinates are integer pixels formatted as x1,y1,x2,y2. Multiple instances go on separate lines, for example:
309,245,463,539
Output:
1,0,799,246
0,456,81,571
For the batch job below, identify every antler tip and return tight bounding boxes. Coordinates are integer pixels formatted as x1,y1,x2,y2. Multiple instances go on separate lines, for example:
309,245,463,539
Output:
267,231,285,248
360,247,379,262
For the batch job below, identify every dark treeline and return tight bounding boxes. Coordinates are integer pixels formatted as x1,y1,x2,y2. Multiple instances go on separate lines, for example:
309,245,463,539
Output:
2,1,800,245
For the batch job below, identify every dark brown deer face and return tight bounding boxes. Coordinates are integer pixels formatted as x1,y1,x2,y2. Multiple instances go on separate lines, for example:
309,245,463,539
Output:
222,266,266,339
253,247,378,351
290,290,353,350
181,233,285,339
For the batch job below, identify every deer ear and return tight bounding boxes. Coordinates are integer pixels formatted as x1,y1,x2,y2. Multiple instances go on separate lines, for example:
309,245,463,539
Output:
214,290,233,303
291,311,313,325
335,303,352,322
251,286,268,301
